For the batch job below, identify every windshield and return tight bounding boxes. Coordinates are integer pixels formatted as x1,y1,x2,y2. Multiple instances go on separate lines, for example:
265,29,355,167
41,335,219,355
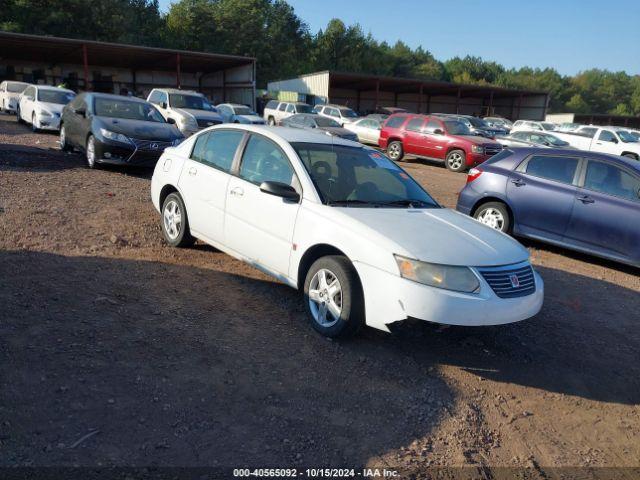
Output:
94,98,165,123
444,120,471,136
38,90,75,104
616,130,637,143
467,117,488,128
541,122,556,131
340,108,359,118
543,134,568,146
233,106,256,115
315,116,341,128
292,143,439,208
169,94,214,111
8,82,28,93
296,104,313,113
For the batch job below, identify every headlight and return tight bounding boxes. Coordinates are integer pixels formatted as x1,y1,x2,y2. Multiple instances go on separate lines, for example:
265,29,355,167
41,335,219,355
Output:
471,145,484,154
394,255,480,293
99,128,131,144
39,109,53,117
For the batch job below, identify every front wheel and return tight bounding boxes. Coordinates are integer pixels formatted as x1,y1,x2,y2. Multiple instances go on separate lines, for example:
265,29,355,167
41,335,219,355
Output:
161,192,195,248
86,135,98,168
16,106,23,124
59,124,72,151
622,153,638,160
446,149,467,172
304,255,364,338
474,202,511,233
267,116,276,126
387,141,404,161
31,113,38,132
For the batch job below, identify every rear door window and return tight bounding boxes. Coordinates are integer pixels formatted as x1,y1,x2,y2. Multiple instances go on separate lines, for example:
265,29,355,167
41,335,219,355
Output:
584,161,640,202
523,155,580,185
384,116,407,128
278,103,287,112
192,130,244,172
405,118,425,132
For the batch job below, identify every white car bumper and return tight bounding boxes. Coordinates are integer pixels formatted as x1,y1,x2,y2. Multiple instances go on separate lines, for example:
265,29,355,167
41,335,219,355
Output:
35,113,62,130
4,98,18,112
354,262,544,331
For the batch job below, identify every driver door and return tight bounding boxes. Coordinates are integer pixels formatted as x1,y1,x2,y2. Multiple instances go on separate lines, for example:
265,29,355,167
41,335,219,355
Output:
224,133,301,277
593,130,620,156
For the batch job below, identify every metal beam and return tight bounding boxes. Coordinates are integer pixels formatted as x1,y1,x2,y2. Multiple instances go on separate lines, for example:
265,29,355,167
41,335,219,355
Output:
176,53,181,88
82,44,89,91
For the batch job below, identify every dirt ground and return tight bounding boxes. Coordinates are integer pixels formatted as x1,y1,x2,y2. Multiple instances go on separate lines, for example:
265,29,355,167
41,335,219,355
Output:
1,114,639,478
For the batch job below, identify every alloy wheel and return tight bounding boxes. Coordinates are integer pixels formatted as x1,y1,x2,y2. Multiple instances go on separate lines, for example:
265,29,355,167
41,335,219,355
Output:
163,200,182,240
308,269,343,328
388,143,401,159
477,207,505,231
448,152,463,170
59,126,66,149
86,137,95,167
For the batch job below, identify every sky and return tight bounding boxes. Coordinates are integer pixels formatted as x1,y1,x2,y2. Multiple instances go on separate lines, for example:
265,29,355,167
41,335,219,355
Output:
158,0,640,76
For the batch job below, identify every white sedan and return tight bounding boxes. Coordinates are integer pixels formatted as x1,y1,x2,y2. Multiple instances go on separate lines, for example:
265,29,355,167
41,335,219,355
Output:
17,84,76,131
343,117,382,145
151,126,543,337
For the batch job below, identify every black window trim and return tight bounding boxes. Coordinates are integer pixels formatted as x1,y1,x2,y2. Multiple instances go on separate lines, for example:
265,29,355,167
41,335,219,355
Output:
233,132,302,200
578,158,640,203
188,128,247,174
515,153,584,186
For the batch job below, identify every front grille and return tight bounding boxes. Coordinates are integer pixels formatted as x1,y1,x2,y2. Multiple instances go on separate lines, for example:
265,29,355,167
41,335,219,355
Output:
197,118,221,128
484,145,503,156
129,138,173,151
477,263,536,299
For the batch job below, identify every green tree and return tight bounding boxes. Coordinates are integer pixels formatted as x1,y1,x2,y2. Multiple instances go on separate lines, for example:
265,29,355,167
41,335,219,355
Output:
566,94,590,113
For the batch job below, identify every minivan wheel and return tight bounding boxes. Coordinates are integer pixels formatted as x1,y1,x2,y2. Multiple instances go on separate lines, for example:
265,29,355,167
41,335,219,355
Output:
304,255,364,338
86,135,97,169
474,202,511,233
267,116,275,126
387,141,404,161
161,192,195,248
446,149,467,172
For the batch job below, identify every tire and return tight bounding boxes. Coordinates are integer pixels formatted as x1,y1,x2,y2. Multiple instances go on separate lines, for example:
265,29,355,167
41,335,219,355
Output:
622,153,638,160
267,116,276,126
303,255,364,338
161,192,195,248
85,135,98,169
445,149,467,173
59,124,72,152
31,113,38,132
387,141,404,161
474,201,511,233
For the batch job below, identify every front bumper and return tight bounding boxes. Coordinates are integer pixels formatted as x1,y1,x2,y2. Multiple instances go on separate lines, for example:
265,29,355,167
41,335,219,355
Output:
354,261,544,331
467,152,492,166
35,113,62,130
93,138,168,167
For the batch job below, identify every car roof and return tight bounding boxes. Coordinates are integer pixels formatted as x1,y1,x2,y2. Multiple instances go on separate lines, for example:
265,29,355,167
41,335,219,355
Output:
88,92,150,103
210,124,360,147
220,103,249,108
154,88,201,95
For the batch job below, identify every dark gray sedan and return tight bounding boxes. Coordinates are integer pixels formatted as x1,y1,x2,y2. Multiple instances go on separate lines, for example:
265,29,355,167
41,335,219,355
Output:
498,130,573,149
280,113,358,141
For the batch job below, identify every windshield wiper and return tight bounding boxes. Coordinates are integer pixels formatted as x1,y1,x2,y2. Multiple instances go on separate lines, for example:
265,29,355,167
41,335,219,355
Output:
326,200,377,207
376,199,435,208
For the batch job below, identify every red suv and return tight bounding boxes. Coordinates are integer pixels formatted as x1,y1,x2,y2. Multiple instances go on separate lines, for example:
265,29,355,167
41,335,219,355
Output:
379,114,503,172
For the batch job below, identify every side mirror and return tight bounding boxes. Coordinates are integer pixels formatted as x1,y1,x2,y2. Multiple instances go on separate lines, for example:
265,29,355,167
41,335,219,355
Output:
166,117,176,125
433,128,444,135
161,102,167,109
74,107,86,116
259,181,300,202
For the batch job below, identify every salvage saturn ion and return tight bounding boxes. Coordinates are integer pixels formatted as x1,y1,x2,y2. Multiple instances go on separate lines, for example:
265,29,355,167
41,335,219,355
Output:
150,125,544,337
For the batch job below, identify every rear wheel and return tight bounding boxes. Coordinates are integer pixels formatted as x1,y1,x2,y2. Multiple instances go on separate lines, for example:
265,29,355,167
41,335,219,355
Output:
267,116,276,126
387,141,404,161
161,192,195,248
474,201,511,233
304,255,364,338
446,149,467,172
16,106,23,124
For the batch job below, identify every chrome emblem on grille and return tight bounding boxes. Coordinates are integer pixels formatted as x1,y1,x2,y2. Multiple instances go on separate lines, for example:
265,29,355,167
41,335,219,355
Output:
509,274,520,288
150,143,159,150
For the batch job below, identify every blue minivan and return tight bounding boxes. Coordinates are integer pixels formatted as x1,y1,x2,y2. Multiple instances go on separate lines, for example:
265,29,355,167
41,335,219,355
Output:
456,148,640,267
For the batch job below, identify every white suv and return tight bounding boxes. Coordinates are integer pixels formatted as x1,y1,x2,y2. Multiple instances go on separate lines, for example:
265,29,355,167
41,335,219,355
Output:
313,104,360,126
0,81,29,113
17,84,76,131
147,88,223,137
151,125,543,338
263,100,314,125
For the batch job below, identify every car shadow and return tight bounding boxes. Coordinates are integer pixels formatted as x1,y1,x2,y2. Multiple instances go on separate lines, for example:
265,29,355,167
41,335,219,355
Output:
0,144,84,172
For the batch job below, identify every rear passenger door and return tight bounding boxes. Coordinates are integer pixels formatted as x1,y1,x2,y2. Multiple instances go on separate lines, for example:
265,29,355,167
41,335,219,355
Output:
507,154,581,240
178,130,244,244
564,160,640,261
224,133,301,277
403,117,428,156
422,118,448,159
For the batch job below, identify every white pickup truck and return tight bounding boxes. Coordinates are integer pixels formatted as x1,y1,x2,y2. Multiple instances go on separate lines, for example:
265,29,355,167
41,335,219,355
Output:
553,126,640,160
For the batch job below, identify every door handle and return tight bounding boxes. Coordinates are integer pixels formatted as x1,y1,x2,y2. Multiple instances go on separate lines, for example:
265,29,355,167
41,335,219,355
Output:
577,195,595,204
188,167,197,176
511,179,526,187
230,187,244,197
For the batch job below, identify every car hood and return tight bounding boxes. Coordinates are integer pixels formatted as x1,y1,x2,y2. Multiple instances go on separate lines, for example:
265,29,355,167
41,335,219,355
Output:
458,134,500,145
237,114,264,123
38,102,65,114
336,207,529,267
320,126,356,137
96,117,182,141
174,108,222,122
